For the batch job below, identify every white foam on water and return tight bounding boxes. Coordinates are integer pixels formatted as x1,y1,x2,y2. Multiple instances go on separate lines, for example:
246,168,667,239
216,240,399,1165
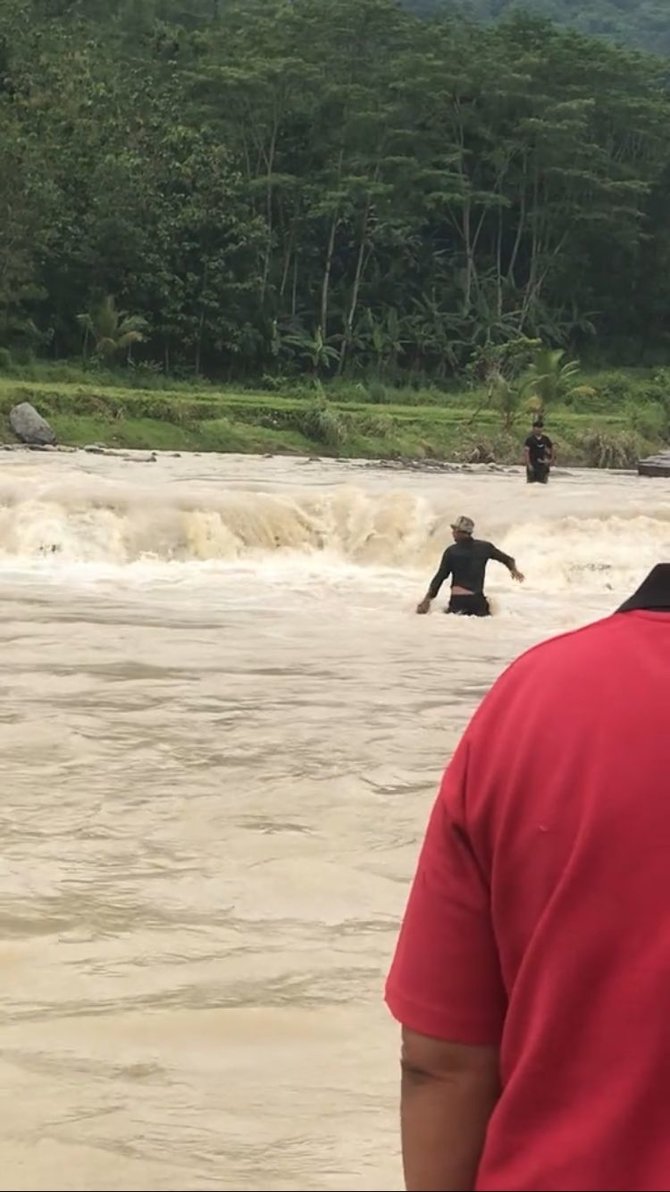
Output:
0,459,667,605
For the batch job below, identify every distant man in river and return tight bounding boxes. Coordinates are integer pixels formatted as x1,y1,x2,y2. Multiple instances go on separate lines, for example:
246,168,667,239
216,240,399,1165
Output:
524,417,554,484
416,515,524,618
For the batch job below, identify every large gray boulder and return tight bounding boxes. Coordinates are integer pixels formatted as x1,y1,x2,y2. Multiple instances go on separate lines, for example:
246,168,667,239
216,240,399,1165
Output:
9,402,56,446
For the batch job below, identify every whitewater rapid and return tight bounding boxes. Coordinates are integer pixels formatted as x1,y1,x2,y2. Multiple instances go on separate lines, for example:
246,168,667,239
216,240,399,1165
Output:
0,451,668,598
0,449,668,1192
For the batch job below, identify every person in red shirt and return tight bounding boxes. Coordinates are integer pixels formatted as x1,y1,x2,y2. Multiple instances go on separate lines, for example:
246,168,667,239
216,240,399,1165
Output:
385,564,670,1192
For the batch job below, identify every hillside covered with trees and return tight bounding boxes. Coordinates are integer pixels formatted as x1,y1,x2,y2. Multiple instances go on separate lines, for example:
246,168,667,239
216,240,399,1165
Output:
406,0,670,56
2,0,670,386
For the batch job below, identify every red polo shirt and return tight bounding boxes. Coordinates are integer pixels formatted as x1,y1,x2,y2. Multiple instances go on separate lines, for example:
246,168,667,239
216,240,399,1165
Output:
386,598,670,1191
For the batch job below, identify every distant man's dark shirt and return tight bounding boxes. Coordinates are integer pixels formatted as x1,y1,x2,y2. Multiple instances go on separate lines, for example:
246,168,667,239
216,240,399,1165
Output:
428,538,514,599
525,432,553,464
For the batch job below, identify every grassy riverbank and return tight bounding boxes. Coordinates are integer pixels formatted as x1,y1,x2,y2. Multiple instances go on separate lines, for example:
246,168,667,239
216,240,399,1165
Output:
0,367,668,467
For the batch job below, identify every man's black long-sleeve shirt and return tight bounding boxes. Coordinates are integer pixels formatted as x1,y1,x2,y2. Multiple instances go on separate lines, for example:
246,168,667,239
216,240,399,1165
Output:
428,537,515,598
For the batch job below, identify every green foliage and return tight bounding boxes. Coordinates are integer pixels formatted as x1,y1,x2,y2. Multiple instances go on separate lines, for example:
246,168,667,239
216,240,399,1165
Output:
296,397,347,448
627,400,669,440
521,348,596,412
407,1,670,57
0,0,669,387
580,428,645,469
76,296,148,359
465,337,538,426
1,366,664,466
367,381,391,405
491,377,524,430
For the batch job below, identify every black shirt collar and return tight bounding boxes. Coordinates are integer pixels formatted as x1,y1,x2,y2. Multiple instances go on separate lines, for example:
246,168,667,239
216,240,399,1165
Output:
617,564,670,613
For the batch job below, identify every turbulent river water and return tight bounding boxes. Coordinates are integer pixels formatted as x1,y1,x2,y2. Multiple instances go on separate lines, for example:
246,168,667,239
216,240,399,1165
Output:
0,449,668,1192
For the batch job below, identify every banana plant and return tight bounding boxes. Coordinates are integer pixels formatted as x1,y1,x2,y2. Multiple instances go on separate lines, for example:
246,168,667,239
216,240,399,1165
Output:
281,327,340,376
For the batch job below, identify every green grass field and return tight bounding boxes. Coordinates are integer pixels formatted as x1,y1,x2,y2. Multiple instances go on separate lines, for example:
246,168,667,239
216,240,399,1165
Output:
0,367,667,467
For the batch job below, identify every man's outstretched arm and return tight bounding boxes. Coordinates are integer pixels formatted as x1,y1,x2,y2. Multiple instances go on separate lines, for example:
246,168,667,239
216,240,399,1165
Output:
417,550,451,613
401,1028,499,1191
487,542,524,582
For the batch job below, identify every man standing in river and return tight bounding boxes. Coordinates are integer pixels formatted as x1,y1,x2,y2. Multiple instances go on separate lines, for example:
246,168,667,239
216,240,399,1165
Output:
416,516,524,617
524,417,554,483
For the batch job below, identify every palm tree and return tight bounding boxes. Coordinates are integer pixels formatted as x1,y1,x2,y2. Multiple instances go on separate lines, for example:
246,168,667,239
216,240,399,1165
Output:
521,347,595,414
77,295,148,362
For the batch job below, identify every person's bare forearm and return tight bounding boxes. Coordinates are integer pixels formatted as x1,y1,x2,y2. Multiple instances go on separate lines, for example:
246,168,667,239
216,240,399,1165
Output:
417,562,449,613
400,1032,499,1191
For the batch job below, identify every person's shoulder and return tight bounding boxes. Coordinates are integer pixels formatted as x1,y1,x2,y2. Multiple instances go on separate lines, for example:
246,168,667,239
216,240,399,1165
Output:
482,614,629,704
543,432,553,443
462,612,656,769
524,433,534,445
516,612,628,665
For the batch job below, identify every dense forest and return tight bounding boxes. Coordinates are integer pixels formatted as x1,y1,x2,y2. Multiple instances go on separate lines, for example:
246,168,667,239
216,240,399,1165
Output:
2,0,670,384
406,1,670,56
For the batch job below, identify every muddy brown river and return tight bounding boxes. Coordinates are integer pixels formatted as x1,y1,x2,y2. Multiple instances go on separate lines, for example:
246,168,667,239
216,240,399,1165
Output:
0,450,668,1191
